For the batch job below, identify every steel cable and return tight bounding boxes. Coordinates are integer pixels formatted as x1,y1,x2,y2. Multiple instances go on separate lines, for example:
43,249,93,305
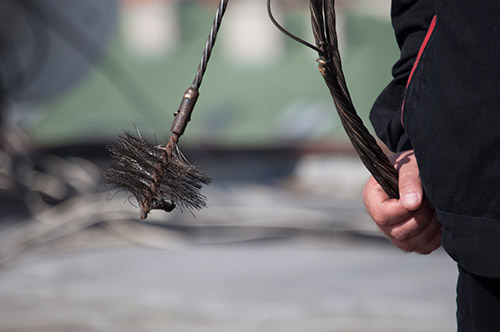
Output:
105,0,229,218
268,0,399,199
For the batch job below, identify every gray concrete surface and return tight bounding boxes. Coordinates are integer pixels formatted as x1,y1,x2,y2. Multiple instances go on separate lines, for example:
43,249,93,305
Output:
0,154,459,332
0,241,457,332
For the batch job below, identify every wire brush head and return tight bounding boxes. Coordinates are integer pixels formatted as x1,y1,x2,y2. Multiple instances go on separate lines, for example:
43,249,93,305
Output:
104,131,211,219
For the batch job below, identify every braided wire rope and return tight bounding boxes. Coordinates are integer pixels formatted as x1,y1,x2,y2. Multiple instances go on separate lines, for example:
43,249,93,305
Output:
268,0,399,199
309,0,399,198
192,0,229,90
169,0,229,144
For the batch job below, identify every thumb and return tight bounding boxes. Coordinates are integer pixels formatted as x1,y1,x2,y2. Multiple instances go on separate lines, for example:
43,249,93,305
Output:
396,152,423,211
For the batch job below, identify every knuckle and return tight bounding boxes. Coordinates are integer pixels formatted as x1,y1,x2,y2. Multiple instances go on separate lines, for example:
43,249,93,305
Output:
389,227,411,242
370,211,391,227
364,203,385,225
392,240,417,253
403,243,419,253
362,180,370,197
417,241,441,255
417,248,433,255
400,171,419,181
399,174,420,190
395,227,440,253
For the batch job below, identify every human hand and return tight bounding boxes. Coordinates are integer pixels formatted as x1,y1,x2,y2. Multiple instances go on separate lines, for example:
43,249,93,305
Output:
362,150,441,254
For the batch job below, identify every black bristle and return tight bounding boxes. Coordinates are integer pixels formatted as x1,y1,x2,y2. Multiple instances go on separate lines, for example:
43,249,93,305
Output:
103,132,211,219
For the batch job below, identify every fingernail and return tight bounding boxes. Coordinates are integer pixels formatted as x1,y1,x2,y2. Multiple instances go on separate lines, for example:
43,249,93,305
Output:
403,193,418,207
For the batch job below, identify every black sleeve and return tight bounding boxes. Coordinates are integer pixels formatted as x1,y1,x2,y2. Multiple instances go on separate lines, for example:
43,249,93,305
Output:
369,0,436,152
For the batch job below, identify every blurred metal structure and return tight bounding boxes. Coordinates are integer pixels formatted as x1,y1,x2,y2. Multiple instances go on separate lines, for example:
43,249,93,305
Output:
0,0,117,101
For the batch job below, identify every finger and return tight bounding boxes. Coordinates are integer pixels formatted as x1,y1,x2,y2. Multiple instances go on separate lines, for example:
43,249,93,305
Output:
396,152,423,212
391,214,441,252
363,176,412,226
416,228,442,255
383,202,435,242
363,175,390,202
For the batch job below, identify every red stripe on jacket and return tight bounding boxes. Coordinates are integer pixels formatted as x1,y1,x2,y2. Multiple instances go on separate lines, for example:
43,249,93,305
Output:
401,15,437,127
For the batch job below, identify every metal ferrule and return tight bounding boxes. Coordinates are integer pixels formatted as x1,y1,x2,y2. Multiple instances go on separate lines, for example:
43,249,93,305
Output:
170,87,199,136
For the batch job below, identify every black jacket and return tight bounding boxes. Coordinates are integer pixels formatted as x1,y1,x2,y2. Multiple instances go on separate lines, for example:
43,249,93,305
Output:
370,0,500,277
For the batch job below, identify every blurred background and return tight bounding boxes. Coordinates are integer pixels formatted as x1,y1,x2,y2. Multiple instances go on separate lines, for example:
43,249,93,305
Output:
0,0,457,331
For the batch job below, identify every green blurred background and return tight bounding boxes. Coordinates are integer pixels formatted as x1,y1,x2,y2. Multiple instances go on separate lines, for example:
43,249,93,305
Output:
15,0,398,149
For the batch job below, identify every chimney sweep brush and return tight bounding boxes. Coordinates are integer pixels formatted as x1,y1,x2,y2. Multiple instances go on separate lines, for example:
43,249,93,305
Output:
104,0,229,219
